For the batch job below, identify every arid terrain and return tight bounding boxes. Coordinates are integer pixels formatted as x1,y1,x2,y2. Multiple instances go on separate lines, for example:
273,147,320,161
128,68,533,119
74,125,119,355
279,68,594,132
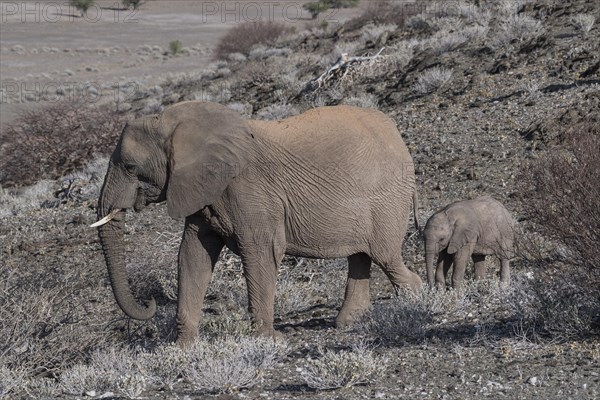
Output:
1,1,599,399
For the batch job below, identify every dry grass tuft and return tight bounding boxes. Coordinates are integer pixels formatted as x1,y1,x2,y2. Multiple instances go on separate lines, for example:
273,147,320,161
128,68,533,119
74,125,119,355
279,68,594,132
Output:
185,335,287,394
302,341,388,390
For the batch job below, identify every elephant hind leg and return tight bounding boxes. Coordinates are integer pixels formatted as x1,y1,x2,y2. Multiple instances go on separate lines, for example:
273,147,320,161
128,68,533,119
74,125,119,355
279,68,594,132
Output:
499,258,510,286
336,253,372,328
371,253,423,294
239,228,286,337
472,254,487,280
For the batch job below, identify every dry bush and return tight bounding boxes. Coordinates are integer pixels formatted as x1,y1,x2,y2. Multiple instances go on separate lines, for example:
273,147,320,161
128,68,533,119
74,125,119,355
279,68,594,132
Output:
412,67,453,95
519,120,600,338
491,15,544,49
302,341,388,390
139,344,189,391
60,347,147,397
572,13,595,33
521,121,600,271
0,102,127,187
214,21,295,60
185,336,287,394
350,0,425,28
0,283,111,376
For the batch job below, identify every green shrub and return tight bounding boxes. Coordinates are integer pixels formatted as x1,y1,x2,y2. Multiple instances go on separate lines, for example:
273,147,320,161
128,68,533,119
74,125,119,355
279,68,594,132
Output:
169,40,183,55
303,1,329,19
70,0,95,16
214,21,294,60
303,0,359,19
122,0,145,9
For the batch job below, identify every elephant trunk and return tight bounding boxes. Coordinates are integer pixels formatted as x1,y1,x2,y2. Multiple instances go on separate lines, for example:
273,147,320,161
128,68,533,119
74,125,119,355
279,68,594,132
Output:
98,217,156,320
97,167,156,320
425,242,437,288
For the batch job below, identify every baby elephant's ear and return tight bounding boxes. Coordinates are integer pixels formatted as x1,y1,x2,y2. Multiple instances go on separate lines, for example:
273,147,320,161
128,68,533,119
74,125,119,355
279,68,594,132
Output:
447,221,478,254
164,103,254,219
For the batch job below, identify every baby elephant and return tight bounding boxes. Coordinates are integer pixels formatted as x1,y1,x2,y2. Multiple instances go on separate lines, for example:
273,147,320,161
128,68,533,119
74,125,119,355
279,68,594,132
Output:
424,196,516,288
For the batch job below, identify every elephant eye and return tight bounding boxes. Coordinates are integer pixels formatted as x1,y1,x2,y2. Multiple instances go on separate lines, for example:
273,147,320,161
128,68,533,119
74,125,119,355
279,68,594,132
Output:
124,164,137,175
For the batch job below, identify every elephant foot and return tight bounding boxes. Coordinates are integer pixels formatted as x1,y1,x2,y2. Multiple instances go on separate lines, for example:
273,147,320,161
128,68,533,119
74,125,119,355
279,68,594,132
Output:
252,322,283,340
335,305,370,328
176,325,199,348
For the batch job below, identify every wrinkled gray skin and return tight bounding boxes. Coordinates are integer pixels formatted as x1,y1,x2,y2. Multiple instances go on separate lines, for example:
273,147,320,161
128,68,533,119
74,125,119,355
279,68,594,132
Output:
423,196,516,288
96,101,422,345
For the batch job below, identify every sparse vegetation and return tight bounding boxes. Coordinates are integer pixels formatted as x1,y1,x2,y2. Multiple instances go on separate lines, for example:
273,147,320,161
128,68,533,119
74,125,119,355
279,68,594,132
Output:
214,21,294,60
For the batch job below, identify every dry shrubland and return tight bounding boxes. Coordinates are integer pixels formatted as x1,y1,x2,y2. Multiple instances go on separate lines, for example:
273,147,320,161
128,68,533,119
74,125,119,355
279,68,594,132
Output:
213,21,295,60
521,121,600,271
0,102,127,187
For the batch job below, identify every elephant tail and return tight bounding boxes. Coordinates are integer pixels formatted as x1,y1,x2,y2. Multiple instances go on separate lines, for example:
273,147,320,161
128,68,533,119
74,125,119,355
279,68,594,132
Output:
413,189,420,232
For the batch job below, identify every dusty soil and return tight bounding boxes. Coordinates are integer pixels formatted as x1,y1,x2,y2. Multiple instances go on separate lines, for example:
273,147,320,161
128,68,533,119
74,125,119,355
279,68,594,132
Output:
1,1,600,399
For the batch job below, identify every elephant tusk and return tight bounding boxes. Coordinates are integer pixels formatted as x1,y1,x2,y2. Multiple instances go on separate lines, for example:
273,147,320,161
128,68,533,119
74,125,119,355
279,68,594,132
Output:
90,209,122,227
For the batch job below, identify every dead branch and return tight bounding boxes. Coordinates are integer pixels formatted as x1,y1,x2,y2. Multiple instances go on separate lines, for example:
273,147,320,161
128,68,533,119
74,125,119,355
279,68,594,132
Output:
309,47,386,90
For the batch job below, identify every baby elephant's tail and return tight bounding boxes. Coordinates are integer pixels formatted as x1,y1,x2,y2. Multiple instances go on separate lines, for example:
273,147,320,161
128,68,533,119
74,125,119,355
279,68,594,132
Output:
413,189,420,232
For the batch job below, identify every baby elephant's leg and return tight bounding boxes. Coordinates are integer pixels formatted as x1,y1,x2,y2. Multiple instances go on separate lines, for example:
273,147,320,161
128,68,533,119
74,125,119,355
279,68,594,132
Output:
500,259,510,286
472,254,487,280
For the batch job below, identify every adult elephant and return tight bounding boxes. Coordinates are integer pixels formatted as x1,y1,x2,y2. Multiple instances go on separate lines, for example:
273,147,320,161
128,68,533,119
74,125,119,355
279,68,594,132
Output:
93,101,422,344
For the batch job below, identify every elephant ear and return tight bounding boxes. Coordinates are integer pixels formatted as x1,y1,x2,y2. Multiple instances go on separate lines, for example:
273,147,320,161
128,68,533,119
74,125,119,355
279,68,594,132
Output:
447,211,478,254
164,102,254,219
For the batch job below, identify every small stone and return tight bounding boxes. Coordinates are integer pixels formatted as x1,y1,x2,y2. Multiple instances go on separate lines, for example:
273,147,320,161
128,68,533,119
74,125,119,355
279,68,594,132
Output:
528,376,538,386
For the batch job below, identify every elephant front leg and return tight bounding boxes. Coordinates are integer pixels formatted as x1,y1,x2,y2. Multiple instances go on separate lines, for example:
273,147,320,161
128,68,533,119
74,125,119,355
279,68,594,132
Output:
435,251,452,288
243,258,279,336
176,216,223,346
451,247,472,288
336,253,372,328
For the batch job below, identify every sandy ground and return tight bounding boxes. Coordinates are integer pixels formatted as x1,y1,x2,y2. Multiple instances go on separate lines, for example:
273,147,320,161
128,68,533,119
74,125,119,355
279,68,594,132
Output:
0,0,362,124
